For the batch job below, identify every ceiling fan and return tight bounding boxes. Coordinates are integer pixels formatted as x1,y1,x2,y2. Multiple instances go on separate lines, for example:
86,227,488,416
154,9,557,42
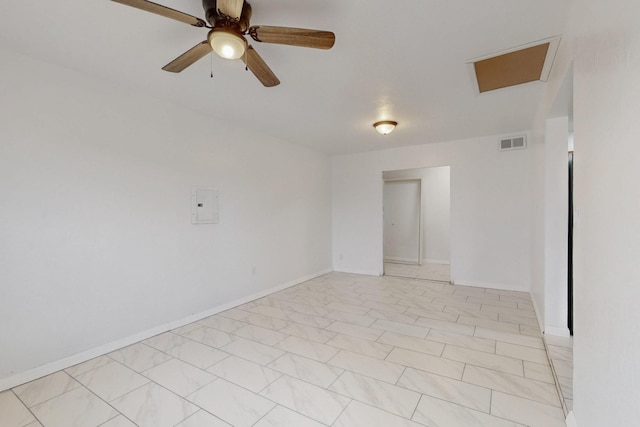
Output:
111,0,336,87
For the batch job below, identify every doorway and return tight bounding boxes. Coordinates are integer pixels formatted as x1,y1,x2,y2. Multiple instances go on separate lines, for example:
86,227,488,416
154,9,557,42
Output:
382,166,451,282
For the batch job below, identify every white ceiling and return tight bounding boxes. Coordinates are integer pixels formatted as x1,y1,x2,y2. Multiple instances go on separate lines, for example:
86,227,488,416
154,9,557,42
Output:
0,0,570,155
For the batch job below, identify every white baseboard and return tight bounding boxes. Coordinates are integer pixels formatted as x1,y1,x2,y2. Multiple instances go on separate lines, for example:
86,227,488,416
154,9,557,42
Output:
333,267,382,277
423,259,450,265
453,279,529,293
384,257,451,265
544,326,571,337
384,256,419,264
0,268,331,392
530,292,545,333
566,411,577,427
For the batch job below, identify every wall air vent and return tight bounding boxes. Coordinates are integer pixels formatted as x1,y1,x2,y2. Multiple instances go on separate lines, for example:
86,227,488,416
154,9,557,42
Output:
500,135,527,151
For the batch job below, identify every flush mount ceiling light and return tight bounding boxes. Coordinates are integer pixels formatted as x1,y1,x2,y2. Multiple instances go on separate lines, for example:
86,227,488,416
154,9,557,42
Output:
373,120,398,135
208,27,247,60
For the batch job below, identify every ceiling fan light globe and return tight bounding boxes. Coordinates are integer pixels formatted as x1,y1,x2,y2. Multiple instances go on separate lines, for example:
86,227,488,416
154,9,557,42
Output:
208,28,246,60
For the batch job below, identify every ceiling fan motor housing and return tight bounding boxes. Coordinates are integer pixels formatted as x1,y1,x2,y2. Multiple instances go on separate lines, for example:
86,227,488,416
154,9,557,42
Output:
202,0,252,32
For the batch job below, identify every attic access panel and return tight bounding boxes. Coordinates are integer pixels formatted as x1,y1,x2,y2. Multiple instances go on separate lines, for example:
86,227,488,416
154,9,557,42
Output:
473,43,550,93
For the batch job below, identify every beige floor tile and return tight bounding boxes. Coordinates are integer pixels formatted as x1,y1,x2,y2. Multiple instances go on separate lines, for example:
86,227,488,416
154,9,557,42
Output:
325,301,370,316
457,316,521,334
366,309,418,325
65,355,112,377
208,355,281,392
267,353,343,388
111,383,198,427
474,328,544,349
377,331,444,357
253,405,325,427
31,387,118,427
387,347,465,380
496,341,549,365
519,324,543,337
108,343,173,372
426,329,495,353
75,361,149,402
328,350,405,384
248,305,290,320
333,401,424,427
325,311,376,327
188,379,274,427
462,365,560,407
217,308,252,321
274,336,339,362
406,306,459,322
198,315,247,333
414,317,475,335
523,361,555,383
165,339,230,369
549,358,573,378
491,391,566,427
142,332,188,351
326,321,383,341
412,394,525,427
370,319,429,338
233,324,288,346
100,414,138,427
442,345,524,376
0,390,36,427
397,367,491,412
182,327,236,349
330,371,420,418
13,371,80,408
278,323,336,343
221,337,285,365
327,333,394,359
282,311,333,328
175,410,231,426
444,306,499,321
362,300,409,314
548,344,573,362
143,358,216,397
260,375,350,425
243,313,289,330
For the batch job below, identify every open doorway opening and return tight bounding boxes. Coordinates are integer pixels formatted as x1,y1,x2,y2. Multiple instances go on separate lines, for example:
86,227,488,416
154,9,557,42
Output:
383,166,451,282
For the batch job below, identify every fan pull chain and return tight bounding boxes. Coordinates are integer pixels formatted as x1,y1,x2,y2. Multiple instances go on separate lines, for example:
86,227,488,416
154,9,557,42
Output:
210,52,214,78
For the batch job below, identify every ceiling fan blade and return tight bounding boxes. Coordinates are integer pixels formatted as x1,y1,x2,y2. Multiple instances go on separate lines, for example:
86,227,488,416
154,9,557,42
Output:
242,46,280,87
162,41,212,73
216,0,244,21
111,0,206,27
248,26,335,50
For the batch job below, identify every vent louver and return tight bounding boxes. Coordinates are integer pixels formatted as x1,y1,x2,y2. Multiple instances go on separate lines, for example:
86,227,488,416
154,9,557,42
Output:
500,136,527,151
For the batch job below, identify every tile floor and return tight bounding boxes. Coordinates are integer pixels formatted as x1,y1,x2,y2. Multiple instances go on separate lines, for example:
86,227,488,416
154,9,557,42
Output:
544,334,573,414
0,272,566,427
384,262,451,283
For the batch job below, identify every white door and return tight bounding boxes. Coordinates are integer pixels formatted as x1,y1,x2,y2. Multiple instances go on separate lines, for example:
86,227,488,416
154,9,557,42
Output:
383,180,421,264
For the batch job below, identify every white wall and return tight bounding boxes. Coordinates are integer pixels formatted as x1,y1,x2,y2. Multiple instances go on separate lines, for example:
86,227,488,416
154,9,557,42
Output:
0,47,332,387
533,0,640,424
332,134,532,290
421,167,451,264
544,116,569,336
